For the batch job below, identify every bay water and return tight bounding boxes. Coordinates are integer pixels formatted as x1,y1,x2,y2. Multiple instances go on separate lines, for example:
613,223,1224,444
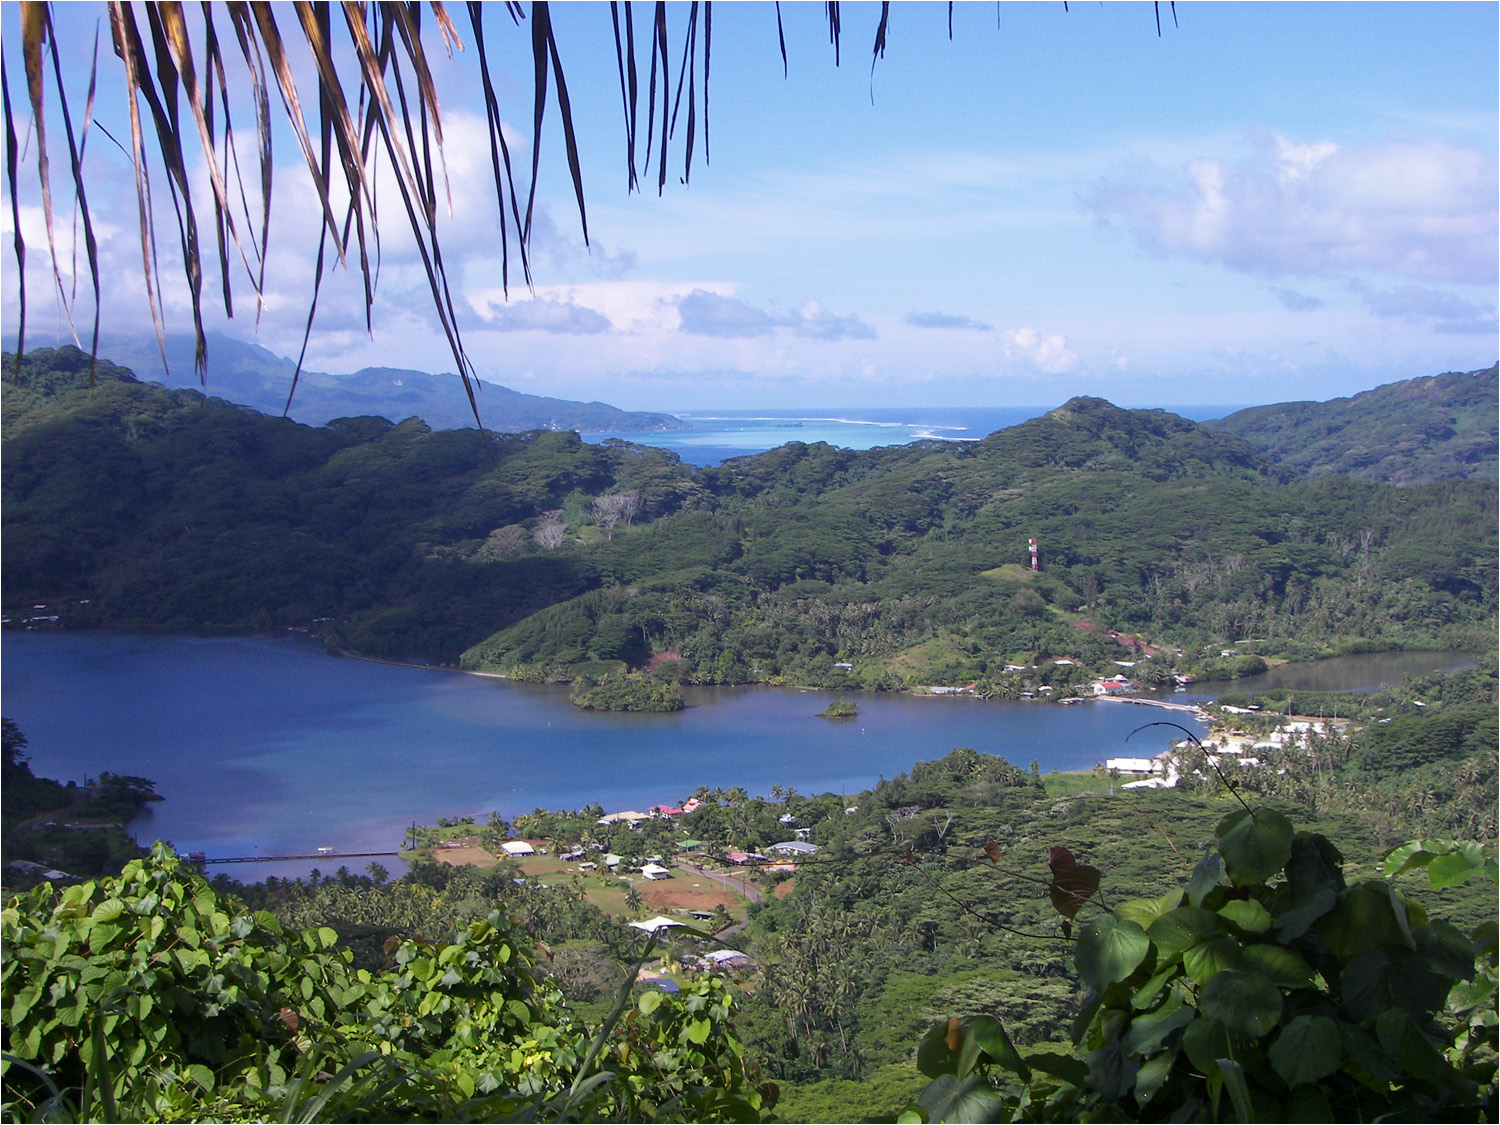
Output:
7,634,1469,882
4,631,1203,880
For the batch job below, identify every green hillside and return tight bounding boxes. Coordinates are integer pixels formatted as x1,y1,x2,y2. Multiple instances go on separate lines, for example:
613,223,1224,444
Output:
5,349,1494,683
1205,364,1498,485
2,347,700,661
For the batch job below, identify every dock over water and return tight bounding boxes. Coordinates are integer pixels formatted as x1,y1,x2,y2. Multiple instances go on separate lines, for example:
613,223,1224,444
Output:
1093,696,1207,716
199,851,399,865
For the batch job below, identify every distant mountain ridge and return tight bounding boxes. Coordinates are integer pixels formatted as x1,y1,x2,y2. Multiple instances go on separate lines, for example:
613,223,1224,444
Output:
98,332,687,434
1205,365,1498,485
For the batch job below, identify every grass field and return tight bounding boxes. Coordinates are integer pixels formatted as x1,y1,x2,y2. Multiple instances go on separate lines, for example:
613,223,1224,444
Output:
1041,770,1112,799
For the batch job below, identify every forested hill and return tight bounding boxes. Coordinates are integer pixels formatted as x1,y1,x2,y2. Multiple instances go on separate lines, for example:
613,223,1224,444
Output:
5,347,1494,681
1205,363,1498,485
96,331,688,434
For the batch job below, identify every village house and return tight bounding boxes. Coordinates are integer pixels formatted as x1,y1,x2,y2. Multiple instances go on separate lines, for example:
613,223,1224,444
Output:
598,810,652,826
1104,757,1161,776
769,841,818,856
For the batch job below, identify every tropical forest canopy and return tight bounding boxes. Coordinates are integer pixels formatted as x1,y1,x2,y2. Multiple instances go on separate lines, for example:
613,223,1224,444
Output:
3,347,1495,688
3,350,1496,1121
1206,365,1498,486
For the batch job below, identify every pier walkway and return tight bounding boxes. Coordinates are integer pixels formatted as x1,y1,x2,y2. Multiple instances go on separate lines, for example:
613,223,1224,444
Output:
200,851,399,865
1093,695,1207,716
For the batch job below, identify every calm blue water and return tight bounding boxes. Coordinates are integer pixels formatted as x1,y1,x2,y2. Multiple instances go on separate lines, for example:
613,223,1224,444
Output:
3,632,1206,879
585,406,1245,467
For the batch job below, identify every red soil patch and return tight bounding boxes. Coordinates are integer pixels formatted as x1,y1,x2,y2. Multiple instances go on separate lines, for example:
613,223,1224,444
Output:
1073,619,1156,656
642,881,741,912
433,846,499,868
646,651,684,670
774,879,796,900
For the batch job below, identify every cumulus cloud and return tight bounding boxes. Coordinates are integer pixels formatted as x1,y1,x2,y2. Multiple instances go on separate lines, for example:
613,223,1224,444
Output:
1358,285,1497,335
1087,135,1498,285
1269,286,1324,312
676,290,780,337
906,311,994,331
475,298,612,334
675,290,875,341
1005,327,1078,373
794,299,877,341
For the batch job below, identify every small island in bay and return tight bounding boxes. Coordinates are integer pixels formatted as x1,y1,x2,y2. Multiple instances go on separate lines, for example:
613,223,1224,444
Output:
817,698,858,719
570,671,686,712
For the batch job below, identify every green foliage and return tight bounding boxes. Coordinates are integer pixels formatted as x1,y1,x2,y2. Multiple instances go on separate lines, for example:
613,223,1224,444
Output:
1207,364,1498,486
2,723,155,883
904,811,1497,1122
570,672,685,712
1353,704,1498,774
1,846,773,1122
8,347,1494,680
817,698,859,719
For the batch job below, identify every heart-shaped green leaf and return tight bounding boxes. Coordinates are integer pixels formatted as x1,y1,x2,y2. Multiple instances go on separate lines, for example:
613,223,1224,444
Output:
1217,808,1294,887
1200,970,1283,1038
1269,1015,1341,1086
1076,915,1151,990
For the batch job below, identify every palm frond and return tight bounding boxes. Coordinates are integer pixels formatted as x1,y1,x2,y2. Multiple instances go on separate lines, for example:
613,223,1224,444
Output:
6,3,1175,419
2,1,726,417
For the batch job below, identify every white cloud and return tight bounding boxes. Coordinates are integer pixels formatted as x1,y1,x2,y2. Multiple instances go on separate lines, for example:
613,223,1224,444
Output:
474,297,611,334
1004,327,1078,373
1087,134,1498,285
674,290,876,341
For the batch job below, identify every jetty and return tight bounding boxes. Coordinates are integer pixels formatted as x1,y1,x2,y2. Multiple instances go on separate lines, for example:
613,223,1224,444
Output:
1093,696,1206,716
198,851,399,865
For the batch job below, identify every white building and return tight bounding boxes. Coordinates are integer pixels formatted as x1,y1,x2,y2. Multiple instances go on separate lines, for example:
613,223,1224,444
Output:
1105,757,1160,775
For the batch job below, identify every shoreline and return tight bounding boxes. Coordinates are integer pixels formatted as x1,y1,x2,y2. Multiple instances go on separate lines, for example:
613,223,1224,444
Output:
8,623,1476,702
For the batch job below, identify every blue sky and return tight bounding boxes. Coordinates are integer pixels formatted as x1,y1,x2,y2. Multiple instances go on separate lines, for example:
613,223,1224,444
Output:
5,2,1497,411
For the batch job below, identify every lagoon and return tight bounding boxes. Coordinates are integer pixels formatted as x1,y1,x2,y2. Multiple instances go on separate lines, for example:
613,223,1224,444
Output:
1189,650,1477,698
3,632,1205,880
582,405,1246,467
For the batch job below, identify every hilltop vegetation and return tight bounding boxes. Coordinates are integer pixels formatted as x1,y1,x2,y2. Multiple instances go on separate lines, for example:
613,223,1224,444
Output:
1207,364,1498,485
4,348,1496,685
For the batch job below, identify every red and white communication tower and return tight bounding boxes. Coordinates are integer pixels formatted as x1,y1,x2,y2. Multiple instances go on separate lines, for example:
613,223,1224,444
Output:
1028,538,1039,572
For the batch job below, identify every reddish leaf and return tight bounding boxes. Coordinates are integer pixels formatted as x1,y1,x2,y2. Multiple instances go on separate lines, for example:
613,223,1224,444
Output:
278,1007,299,1033
984,840,1003,865
1049,864,1102,920
1048,846,1079,875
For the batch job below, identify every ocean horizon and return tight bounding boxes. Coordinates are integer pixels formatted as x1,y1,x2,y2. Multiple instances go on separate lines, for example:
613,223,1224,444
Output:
584,404,1250,467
